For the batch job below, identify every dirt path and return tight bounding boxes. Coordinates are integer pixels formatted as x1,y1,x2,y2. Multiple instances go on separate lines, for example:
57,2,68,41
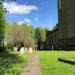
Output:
20,52,41,75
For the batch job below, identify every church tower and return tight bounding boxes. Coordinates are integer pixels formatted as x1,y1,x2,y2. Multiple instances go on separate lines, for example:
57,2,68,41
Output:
58,0,75,39
58,0,75,49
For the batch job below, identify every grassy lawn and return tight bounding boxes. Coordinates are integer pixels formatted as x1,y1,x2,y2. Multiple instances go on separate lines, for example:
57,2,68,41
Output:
0,52,30,75
39,51,75,75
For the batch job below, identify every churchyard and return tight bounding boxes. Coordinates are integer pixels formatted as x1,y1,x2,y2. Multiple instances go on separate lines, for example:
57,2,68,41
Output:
0,51,75,75
40,51,75,75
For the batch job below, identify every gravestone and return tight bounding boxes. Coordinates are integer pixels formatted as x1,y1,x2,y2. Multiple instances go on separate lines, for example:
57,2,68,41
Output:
20,47,25,54
29,47,33,53
14,47,18,51
25,47,27,51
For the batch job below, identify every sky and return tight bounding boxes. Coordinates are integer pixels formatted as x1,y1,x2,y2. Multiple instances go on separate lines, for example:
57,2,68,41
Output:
4,0,58,30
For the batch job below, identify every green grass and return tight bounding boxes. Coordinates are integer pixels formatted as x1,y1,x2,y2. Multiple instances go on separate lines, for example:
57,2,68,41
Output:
0,52,30,75
39,51,75,75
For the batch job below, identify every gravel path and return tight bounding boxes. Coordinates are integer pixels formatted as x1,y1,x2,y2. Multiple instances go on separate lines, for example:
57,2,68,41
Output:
20,52,41,75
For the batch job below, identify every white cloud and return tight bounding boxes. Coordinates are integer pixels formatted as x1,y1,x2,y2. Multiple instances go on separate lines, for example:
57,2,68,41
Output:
17,21,24,25
24,18,31,23
24,18,31,25
3,2,38,14
17,18,31,25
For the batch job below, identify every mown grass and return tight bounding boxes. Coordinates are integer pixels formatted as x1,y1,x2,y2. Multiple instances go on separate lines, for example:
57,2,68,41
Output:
39,51,75,75
0,52,30,75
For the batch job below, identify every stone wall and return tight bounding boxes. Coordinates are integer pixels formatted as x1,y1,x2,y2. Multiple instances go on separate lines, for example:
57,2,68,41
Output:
58,0,75,50
45,29,59,50
58,0,75,39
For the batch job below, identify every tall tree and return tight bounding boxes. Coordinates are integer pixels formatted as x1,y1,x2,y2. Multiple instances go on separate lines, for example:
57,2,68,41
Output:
6,22,36,50
35,27,41,41
0,2,6,52
0,0,16,52
35,27,47,42
40,27,47,42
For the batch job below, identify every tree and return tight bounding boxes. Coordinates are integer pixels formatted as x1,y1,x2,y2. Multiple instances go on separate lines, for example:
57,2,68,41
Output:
35,27,48,50
24,25,36,48
5,22,36,51
0,0,16,52
35,27,41,42
35,27,47,42
40,27,47,42
0,3,6,52
4,20,13,50
19,23,36,49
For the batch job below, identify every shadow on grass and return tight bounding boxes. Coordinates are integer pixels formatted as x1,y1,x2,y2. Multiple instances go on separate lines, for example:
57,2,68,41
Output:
58,57,75,65
0,52,26,75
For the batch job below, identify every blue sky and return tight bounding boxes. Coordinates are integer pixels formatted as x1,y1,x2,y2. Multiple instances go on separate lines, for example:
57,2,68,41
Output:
4,0,58,30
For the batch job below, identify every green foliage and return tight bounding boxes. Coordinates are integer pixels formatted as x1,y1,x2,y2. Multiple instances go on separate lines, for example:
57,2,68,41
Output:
0,0,15,52
40,27,46,41
0,52,29,75
35,27,47,42
5,22,36,49
35,27,41,41
0,4,5,51
40,51,75,75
